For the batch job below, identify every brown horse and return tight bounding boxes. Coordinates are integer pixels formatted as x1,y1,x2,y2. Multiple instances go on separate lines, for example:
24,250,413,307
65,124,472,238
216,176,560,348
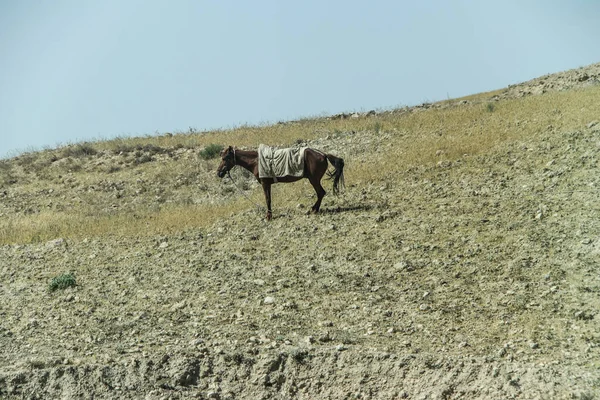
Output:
216,146,344,220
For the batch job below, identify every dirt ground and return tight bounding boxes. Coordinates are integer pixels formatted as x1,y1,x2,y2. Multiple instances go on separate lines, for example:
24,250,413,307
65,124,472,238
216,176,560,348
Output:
1,64,600,399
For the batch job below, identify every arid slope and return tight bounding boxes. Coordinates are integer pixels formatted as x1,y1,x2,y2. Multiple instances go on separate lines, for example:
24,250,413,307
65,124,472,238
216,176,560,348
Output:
1,63,600,399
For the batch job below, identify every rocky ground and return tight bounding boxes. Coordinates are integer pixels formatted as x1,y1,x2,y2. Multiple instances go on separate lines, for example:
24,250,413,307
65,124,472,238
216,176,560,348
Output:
1,63,600,399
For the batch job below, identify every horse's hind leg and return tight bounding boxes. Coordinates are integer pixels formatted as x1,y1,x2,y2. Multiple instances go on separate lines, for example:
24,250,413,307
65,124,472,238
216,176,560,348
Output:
309,179,326,213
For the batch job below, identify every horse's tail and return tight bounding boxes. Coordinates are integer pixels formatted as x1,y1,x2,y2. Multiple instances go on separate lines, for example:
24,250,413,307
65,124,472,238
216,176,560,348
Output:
325,154,345,195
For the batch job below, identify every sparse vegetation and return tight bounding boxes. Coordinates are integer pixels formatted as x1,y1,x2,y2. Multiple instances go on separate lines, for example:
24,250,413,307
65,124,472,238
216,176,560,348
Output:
199,143,224,160
134,154,153,164
48,273,76,291
62,143,98,158
372,121,383,134
0,83,599,243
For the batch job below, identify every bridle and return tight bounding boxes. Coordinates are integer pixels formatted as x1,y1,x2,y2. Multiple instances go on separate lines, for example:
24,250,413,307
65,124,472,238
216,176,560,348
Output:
218,147,236,178
226,148,236,178
222,148,264,211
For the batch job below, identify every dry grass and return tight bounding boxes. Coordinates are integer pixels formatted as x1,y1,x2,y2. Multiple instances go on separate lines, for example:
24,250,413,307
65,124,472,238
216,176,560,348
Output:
2,85,600,244
0,200,255,243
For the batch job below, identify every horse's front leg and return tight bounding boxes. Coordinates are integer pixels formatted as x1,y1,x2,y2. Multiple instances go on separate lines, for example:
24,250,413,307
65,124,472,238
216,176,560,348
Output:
261,180,273,221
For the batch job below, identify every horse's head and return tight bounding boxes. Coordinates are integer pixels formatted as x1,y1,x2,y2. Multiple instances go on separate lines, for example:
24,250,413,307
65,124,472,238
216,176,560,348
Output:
216,146,235,178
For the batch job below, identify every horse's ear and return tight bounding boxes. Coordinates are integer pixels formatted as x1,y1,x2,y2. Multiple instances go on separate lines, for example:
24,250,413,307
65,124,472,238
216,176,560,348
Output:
228,146,233,152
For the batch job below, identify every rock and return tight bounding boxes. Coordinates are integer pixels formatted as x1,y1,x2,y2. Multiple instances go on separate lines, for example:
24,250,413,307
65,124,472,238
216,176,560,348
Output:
318,332,332,342
159,241,169,249
46,238,65,248
336,344,348,351
575,310,594,320
170,300,186,311
394,261,408,270
586,121,598,129
419,304,429,311
529,342,539,349
263,296,275,305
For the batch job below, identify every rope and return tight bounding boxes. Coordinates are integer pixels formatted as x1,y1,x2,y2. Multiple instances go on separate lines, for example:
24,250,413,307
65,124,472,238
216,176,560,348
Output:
227,170,265,213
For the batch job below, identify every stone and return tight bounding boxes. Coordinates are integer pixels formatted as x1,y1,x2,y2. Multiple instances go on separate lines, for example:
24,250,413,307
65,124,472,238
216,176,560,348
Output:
46,238,65,248
170,300,186,311
263,296,275,305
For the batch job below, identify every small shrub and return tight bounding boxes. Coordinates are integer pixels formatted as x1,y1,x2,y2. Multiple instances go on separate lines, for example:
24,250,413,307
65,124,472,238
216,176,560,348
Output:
373,121,383,134
16,153,38,168
49,273,76,291
62,143,97,158
140,144,165,155
290,348,310,364
135,155,153,164
113,144,135,155
486,103,495,113
0,161,17,185
199,144,224,160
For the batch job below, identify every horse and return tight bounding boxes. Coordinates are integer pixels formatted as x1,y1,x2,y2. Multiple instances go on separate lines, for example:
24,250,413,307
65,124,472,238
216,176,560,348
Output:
216,146,345,220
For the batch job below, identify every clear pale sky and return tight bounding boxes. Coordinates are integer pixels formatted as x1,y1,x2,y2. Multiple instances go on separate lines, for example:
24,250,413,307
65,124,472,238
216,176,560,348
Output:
1,1,598,159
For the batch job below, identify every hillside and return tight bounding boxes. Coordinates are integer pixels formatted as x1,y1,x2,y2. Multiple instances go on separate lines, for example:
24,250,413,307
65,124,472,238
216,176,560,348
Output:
1,63,600,399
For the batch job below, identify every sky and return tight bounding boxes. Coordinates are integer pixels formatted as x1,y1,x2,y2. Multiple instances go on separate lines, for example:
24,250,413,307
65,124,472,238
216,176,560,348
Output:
1,1,599,159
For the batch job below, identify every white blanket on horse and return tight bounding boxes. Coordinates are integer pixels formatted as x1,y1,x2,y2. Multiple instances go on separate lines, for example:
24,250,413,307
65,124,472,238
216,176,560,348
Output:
258,144,307,179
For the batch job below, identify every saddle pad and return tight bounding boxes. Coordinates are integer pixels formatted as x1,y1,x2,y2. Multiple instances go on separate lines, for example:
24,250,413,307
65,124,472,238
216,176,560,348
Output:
258,144,307,179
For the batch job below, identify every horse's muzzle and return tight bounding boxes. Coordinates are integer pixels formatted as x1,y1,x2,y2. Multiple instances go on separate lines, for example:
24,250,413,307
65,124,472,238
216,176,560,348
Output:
217,170,226,178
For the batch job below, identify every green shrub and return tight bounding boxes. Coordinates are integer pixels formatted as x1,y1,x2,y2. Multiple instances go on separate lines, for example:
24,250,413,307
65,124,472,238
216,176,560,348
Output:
486,103,496,113
62,143,98,158
112,143,135,155
49,273,76,291
139,144,165,155
135,155,153,164
373,121,383,134
199,144,224,160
